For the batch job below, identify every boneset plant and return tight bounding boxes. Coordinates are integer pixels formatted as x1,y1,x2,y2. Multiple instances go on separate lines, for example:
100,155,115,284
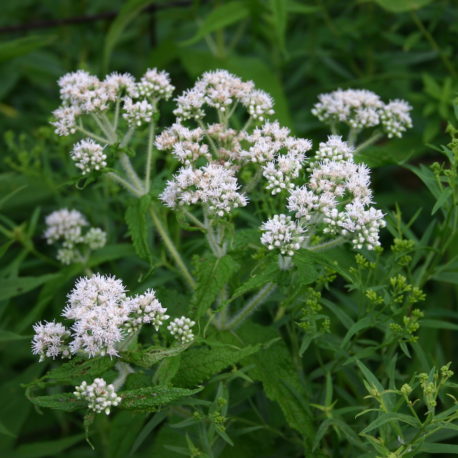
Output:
25,67,458,456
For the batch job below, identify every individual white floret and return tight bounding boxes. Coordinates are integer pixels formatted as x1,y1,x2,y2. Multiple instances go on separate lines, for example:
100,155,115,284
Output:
160,164,248,217
312,88,383,129
260,214,305,256
339,202,386,250
56,247,79,265
263,152,305,194
287,186,320,220
174,88,205,120
167,316,196,344
58,70,111,113
32,321,71,362
70,138,107,175
313,135,354,164
84,227,107,250
122,97,154,126
74,378,121,415
44,209,87,246
380,99,413,138
155,123,204,151
134,68,174,100
104,72,136,99
242,89,274,121
51,106,81,136
124,289,170,333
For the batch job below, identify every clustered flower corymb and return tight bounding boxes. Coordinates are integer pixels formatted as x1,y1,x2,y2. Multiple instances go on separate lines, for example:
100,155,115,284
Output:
51,68,175,177
312,88,412,139
31,274,195,361
158,71,313,221
44,208,106,265
261,136,386,255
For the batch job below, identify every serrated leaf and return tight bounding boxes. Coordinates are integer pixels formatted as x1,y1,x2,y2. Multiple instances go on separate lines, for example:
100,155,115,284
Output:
173,342,261,387
120,386,202,411
122,344,188,369
30,393,86,412
182,1,249,46
191,255,239,318
40,356,116,385
125,195,153,263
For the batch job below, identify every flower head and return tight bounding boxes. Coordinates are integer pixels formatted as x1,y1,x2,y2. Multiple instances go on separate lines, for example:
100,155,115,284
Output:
44,209,87,246
32,321,71,362
168,316,196,344
74,378,121,415
260,214,305,256
70,138,107,175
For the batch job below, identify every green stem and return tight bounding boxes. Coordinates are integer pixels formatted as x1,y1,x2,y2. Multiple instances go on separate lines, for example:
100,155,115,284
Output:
113,99,121,131
148,205,196,289
308,236,346,252
144,121,156,192
119,154,144,193
76,125,110,144
354,131,384,154
106,172,143,197
225,282,277,330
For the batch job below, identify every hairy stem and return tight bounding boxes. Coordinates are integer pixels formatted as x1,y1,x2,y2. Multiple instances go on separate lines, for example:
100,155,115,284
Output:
106,172,143,197
144,120,156,192
308,237,346,252
148,205,196,289
119,153,144,193
354,131,384,154
225,282,277,330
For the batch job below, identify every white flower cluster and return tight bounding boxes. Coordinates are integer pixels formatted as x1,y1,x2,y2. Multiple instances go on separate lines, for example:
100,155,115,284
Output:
70,138,107,175
173,69,273,121
260,214,305,256
160,163,248,217
44,209,106,265
32,274,195,361
124,289,170,333
312,88,412,137
261,138,386,254
31,321,71,362
51,68,174,137
167,316,196,344
74,378,121,415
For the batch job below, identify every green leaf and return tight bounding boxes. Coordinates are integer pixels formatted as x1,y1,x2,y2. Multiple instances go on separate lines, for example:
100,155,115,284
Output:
228,262,279,303
182,1,249,46
270,0,287,51
30,393,86,412
360,412,419,434
39,356,116,386
125,195,153,263
12,434,85,458
421,319,458,331
418,442,458,454
88,243,136,267
373,0,432,13
122,344,188,369
0,273,58,301
0,329,29,343
356,360,384,393
103,0,157,71
191,254,239,318
0,35,55,63
120,386,202,411
237,323,314,449
108,411,149,458
341,317,373,349
0,422,15,438
173,342,261,387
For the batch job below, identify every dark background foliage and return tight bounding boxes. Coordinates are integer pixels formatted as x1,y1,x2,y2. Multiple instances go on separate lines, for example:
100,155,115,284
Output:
0,0,457,456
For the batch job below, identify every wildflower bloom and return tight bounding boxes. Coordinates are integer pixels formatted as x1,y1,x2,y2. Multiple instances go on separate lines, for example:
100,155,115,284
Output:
70,138,107,175
44,209,87,246
312,88,412,138
31,321,71,362
122,97,154,127
260,214,305,256
168,316,196,344
124,289,170,333
74,378,121,415
134,68,174,100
